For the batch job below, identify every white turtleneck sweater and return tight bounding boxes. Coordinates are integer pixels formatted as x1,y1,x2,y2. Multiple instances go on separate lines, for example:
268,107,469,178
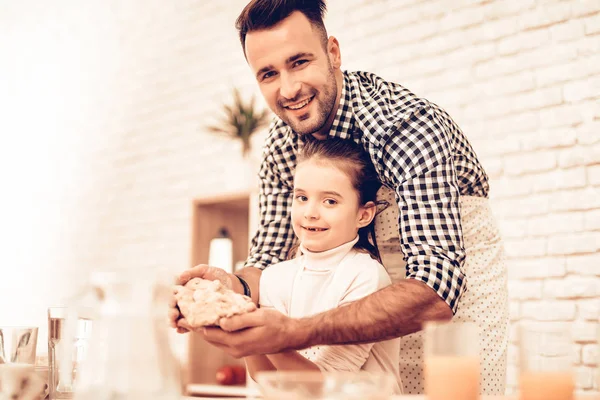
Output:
259,237,402,394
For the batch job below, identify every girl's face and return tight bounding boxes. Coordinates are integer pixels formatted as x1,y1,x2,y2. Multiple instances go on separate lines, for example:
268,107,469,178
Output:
291,158,374,253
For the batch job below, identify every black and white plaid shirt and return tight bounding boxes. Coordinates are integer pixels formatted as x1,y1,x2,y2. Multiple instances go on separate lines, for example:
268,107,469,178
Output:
243,71,489,313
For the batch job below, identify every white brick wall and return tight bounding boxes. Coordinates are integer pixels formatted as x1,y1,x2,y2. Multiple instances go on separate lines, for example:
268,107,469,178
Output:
1,0,598,395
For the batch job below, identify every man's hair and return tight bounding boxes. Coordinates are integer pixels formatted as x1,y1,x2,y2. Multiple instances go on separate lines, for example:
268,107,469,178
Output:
235,0,328,57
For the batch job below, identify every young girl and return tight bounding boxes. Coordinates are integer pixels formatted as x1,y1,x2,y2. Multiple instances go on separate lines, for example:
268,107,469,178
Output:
245,137,402,394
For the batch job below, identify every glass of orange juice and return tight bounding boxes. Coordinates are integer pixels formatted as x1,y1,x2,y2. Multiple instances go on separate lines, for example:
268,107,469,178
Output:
518,323,574,400
424,321,480,400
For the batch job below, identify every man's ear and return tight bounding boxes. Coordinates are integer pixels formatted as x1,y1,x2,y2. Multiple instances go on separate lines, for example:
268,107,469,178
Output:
357,201,377,228
327,36,342,69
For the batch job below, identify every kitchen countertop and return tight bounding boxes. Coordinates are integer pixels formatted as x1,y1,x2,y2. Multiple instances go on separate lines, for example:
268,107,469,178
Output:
185,383,599,399
183,395,600,400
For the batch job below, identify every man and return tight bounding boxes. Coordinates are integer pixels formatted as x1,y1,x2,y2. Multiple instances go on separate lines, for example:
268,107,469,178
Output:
171,0,508,394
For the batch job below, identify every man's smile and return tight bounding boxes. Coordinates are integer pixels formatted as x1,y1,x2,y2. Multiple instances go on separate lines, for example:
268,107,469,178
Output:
284,96,314,111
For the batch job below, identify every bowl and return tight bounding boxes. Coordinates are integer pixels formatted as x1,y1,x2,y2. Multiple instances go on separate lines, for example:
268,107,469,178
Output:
255,371,396,400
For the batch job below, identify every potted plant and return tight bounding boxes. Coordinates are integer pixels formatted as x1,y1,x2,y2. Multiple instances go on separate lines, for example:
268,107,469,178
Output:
207,88,270,157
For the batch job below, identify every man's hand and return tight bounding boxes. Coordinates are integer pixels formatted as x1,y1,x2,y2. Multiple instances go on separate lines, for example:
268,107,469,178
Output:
196,308,309,358
168,264,241,334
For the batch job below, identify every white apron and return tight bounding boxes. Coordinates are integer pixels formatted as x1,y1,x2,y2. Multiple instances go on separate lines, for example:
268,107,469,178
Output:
374,186,509,395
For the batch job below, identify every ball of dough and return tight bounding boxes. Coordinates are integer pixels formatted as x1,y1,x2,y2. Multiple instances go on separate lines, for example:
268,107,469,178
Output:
175,278,256,327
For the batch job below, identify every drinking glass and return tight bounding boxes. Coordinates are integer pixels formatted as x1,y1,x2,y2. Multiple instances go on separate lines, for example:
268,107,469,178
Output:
518,323,574,400
424,321,480,400
0,326,38,364
0,327,45,399
47,307,93,399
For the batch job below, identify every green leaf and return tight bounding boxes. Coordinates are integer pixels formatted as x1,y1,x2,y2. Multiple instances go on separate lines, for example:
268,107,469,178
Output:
204,88,271,156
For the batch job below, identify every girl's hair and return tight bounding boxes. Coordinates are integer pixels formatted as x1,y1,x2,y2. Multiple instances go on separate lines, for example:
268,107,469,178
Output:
291,137,382,262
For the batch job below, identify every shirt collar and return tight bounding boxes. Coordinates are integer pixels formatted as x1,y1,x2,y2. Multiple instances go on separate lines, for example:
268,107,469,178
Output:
297,72,356,150
300,235,359,271
327,71,355,140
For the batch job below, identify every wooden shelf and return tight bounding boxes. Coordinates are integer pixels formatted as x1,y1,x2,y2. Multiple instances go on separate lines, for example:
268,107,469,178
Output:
187,193,251,385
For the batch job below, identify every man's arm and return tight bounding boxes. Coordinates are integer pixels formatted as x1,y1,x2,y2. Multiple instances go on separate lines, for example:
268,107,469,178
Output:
232,267,262,305
291,105,462,346
298,279,452,347
234,126,296,303
204,281,451,358
377,104,468,313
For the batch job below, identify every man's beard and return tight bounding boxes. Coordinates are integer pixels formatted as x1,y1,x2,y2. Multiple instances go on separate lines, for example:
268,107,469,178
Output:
275,67,337,136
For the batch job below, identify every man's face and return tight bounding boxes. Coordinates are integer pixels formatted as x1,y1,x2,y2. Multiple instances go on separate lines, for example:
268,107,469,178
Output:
245,12,340,136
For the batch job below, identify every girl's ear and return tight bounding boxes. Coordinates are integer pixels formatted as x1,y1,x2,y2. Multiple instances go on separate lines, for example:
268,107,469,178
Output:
357,201,377,228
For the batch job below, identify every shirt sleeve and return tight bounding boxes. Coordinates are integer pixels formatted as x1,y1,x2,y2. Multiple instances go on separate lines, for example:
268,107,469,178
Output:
243,129,296,270
377,104,467,313
312,344,374,372
258,260,296,315
311,258,390,372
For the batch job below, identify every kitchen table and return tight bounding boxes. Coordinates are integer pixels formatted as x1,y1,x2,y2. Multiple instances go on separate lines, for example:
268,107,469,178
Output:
183,395,600,400
185,382,599,399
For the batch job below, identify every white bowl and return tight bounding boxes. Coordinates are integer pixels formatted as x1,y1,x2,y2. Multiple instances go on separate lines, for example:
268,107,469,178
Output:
255,371,396,400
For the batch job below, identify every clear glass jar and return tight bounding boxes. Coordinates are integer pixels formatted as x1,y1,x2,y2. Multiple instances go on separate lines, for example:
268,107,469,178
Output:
64,268,181,400
48,307,92,399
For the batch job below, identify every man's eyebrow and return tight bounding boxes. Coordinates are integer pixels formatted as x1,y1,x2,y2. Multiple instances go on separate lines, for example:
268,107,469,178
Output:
285,52,314,64
256,53,315,79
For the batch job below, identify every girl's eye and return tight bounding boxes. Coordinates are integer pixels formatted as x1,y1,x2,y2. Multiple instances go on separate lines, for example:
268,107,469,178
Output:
324,199,337,205
296,195,308,202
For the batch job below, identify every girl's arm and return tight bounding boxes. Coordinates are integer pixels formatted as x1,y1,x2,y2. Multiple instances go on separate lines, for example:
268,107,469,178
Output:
245,355,276,381
246,350,319,382
267,351,320,372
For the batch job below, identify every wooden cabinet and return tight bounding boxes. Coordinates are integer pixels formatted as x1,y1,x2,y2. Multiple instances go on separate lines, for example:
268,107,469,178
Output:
187,193,251,384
